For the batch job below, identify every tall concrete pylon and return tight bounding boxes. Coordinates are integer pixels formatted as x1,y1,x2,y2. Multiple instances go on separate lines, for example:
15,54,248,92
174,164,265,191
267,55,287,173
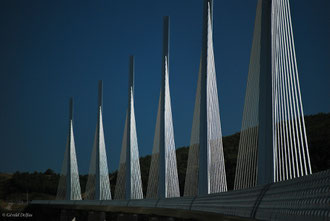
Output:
146,16,180,199
114,56,143,200
184,0,227,196
56,98,82,200
85,80,112,200
234,0,312,190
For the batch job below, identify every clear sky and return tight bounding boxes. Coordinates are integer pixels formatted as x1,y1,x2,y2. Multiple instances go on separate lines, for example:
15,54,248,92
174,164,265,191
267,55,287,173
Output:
0,0,329,174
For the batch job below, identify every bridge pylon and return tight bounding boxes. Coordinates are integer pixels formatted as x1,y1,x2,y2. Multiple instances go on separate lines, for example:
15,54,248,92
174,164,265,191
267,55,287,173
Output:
184,0,227,196
234,0,312,190
56,98,82,200
114,56,143,200
85,80,112,200
146,16,180,199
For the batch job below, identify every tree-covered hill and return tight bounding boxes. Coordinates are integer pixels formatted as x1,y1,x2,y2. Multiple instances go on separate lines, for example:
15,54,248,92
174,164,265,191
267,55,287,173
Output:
305,113,330,172
0,113,329,202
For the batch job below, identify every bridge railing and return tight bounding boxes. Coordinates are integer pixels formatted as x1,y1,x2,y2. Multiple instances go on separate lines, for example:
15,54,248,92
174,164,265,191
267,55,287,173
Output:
31,169,330,221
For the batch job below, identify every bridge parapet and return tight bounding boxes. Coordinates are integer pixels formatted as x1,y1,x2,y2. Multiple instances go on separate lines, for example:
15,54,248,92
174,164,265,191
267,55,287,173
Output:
255,170,330,220
31,170,330,220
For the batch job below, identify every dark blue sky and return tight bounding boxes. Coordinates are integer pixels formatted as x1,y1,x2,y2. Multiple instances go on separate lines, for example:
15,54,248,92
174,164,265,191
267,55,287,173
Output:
1,0,329,174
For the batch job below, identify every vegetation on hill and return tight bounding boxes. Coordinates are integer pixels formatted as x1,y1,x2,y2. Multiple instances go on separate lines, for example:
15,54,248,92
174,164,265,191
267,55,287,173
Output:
305,113,330,172
0,113,329,202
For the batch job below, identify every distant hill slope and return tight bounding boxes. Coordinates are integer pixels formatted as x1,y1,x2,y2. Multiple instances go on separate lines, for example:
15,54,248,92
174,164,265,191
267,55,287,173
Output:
0,113,329,201
305,113,330,172
136,112,330,192
0,174,12,199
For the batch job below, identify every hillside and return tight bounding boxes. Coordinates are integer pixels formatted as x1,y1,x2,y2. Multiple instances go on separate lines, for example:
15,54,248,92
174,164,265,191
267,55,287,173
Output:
0,113,329,203
305,113,330,172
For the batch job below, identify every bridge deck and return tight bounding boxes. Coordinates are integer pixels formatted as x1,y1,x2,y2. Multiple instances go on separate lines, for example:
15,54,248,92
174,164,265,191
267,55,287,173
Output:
31,170,330,221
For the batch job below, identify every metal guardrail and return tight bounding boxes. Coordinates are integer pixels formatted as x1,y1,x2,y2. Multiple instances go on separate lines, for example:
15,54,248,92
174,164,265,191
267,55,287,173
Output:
31,170,330,221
